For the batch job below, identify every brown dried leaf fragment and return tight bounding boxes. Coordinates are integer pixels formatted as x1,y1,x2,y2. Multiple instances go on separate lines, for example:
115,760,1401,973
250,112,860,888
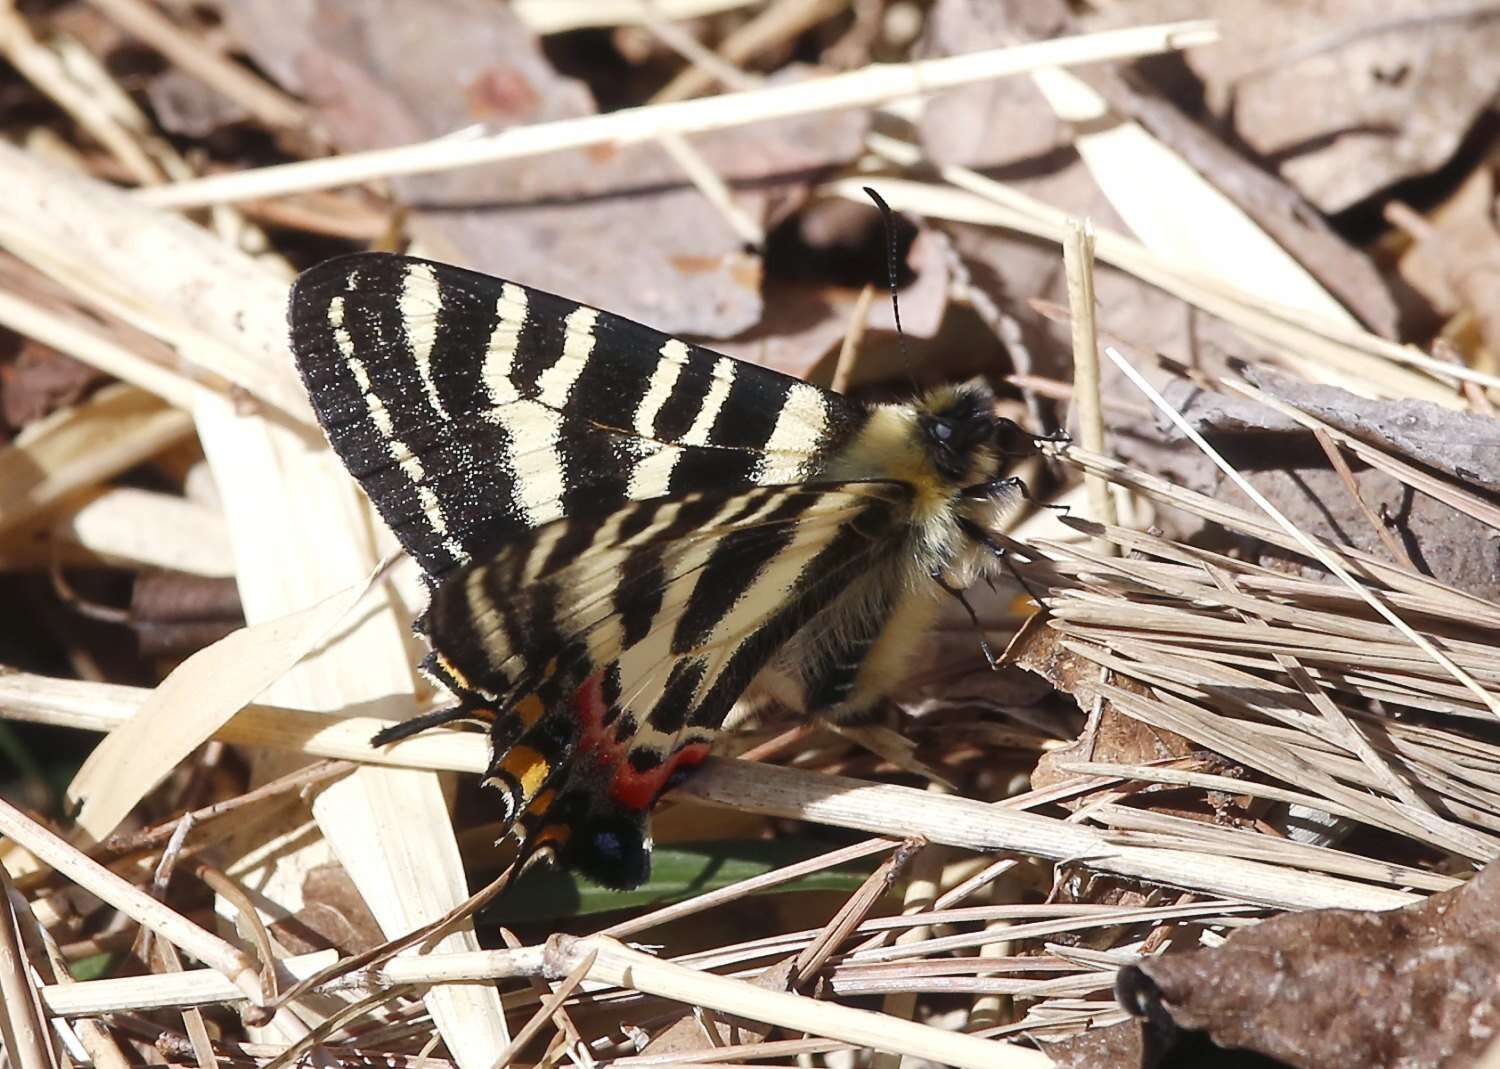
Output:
1119,861,1500,1069
1041,1020,1149,1069
1008,623,1203,809
0,337,109,438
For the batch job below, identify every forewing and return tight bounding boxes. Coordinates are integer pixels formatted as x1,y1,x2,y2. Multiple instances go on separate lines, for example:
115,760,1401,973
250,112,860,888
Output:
288,252,862,582
424,480,909,888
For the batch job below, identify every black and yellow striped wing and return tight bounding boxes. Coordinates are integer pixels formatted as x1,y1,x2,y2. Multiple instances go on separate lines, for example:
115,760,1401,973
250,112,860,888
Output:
288,253,900,887
425,481,908,887
289,253,862,583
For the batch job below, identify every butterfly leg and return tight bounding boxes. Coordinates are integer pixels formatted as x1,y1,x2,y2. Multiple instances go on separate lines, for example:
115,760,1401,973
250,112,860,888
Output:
963,475,1069,516
958,517,1048,608
930,568,999,669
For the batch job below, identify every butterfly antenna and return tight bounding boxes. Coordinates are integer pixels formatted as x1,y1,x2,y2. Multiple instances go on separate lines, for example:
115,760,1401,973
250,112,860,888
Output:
862,185,912,374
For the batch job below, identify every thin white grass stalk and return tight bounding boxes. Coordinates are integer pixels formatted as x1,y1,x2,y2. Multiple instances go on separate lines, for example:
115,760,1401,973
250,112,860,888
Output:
39,946,546,1016
831,283,877,395
0,797,264,1004
1103,345,1500,718
642,5,758,92
1054,761,1399,823
603,838,897,938
513,0,757,34
1061,218,1115,550
676,760,1418,911
1052,447,1500,623
1199,561,1436,815
653,0,848,104
869,824,945,1069
655,131,764,245
0,671,489,771
614,1037,854,1066
1226,379,1500,532
137,21,1218,209
568,936,1053,1069
0,674,1420,910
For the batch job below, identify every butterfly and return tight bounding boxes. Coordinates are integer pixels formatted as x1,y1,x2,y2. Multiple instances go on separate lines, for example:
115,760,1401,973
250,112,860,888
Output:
288,252,1033,889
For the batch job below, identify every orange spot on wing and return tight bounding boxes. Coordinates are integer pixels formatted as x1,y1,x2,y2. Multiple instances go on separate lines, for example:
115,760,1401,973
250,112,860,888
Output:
526,788,555,815
532,822,571,849
499,746,550,800
515,693,545,727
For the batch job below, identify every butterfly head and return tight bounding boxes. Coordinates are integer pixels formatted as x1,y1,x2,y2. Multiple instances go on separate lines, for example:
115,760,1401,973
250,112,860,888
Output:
914,379,1007,488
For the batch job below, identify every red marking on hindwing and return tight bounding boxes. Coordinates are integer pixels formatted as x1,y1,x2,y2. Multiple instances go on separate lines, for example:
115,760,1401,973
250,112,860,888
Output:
572,668,625,779
609,741,711,812
566,669,710,812
573,670,610,743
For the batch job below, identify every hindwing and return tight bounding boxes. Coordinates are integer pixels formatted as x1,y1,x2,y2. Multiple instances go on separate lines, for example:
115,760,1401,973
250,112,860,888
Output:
423,481,910,887
288,253,863,583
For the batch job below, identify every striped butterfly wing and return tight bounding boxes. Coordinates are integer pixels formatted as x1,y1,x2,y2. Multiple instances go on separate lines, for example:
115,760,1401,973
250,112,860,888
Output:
423,480,911,888
288,253,861,584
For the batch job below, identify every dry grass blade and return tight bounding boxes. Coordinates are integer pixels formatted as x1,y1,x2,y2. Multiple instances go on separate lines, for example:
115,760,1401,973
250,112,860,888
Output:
512,0,759,35
0,384,192,538
38,944,551,1017
65,581,368,840
0,143,311,420
1061,218,1115,548
50,487,232,577
677,759,1418,910
485,948,597,1069
0,862,58,1069
83,0,308,130
1031,64,1357,328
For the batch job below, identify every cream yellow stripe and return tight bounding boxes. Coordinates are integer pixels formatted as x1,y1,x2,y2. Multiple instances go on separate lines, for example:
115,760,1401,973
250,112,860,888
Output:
757,382,829,483
482,282,529,407
535,305,599,408
398,261,449,420
679,356,735,446
633,340,687,437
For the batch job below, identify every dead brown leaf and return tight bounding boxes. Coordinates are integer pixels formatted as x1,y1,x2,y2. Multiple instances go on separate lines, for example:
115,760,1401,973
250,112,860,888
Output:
0,336,109,439
1118,860,1500,1069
